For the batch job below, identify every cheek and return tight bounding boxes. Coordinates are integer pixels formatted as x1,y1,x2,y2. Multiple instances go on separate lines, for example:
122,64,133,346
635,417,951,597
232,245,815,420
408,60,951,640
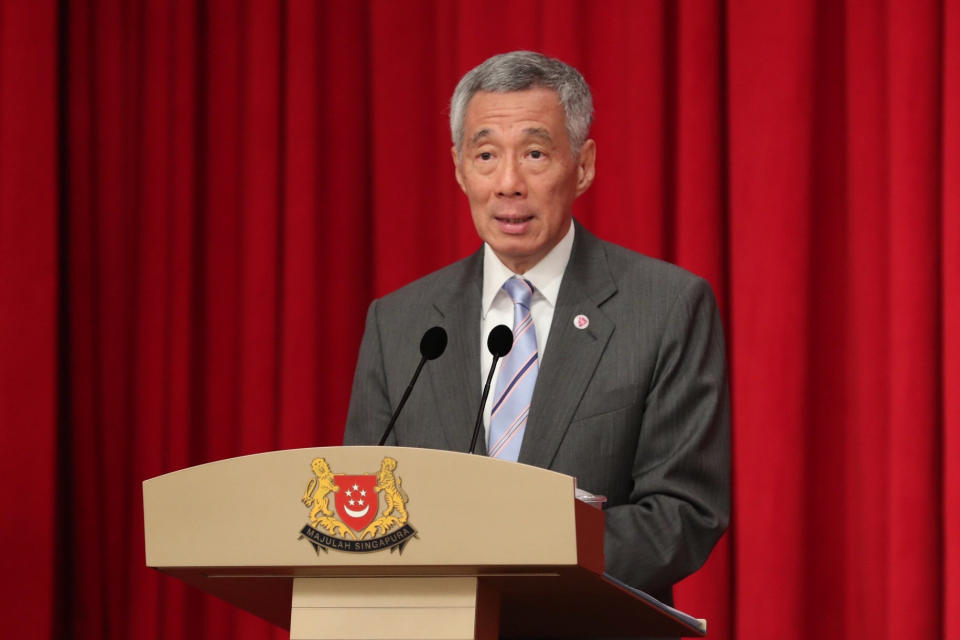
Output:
545,178,577,206
464,179,494,204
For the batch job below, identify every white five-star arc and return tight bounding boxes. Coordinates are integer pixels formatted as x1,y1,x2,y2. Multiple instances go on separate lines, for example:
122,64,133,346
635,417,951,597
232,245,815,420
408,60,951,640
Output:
342,483,370,518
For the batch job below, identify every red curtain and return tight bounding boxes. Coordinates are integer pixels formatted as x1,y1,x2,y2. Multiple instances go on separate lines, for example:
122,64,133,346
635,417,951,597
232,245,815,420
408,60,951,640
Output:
2,1,958,638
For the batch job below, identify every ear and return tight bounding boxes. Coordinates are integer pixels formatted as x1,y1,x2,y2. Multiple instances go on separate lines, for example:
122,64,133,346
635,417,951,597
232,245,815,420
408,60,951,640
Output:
574,139,596,198
451,145,466,193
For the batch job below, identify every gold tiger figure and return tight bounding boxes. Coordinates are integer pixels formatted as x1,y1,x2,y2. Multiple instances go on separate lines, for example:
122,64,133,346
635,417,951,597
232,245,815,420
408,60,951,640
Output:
302,457,355,539
360,457,409,539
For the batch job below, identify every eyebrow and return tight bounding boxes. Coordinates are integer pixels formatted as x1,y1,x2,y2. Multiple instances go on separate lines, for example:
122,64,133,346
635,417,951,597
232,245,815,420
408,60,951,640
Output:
469,127,554,146
470,128,493,146
522,127,553,142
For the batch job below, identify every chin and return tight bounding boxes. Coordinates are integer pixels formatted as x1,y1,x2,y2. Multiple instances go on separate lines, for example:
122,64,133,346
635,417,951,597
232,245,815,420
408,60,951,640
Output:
495,244,539,263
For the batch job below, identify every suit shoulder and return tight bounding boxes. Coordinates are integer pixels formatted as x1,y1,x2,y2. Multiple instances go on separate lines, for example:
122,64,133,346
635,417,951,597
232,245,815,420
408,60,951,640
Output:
599,240,716,303
373,252,479,315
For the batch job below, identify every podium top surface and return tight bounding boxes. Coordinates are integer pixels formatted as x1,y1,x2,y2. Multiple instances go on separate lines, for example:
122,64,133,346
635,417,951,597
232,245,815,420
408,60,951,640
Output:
144,446,597,572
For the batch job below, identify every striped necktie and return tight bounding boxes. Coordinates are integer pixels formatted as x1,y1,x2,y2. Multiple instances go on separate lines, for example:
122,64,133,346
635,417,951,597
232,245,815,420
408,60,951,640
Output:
488,277,538,461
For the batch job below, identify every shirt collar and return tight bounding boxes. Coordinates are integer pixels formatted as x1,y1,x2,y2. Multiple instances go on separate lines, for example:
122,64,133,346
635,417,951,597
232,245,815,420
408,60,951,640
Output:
481,222,575,317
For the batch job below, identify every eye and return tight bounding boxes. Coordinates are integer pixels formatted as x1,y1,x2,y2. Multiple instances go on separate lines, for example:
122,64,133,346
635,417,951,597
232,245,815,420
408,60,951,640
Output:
528,149,544,159
478,151,493,161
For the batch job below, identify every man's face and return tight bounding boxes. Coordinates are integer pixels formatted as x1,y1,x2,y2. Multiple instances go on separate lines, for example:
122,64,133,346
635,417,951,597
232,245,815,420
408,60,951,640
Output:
452,88,596,274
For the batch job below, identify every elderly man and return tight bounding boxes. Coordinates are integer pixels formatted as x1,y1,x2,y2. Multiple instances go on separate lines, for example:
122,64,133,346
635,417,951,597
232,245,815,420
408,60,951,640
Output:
344,51,729,609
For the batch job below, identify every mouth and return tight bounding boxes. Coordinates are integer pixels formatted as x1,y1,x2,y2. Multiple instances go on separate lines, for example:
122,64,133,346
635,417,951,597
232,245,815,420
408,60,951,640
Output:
494,214,534,235
494,214,534,224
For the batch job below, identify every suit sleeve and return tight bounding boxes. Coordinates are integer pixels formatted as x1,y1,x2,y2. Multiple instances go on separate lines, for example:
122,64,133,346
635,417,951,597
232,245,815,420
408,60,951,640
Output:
343,299,397,446
604,277,730,593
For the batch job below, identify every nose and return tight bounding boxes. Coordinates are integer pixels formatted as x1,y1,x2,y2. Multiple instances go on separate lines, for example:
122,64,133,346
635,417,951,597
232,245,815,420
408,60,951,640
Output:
495,156,526,198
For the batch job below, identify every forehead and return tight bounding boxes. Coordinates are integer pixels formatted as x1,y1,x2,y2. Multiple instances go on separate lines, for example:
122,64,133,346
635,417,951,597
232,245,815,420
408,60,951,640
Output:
462,88,568,144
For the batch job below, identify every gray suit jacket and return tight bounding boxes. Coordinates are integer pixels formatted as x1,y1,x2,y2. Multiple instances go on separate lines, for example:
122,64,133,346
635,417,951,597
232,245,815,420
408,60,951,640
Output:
344,221,730,608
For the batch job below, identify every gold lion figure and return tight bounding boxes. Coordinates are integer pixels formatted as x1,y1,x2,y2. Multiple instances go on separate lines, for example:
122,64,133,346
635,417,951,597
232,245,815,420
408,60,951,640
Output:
360,457,409,539
302,457,355,539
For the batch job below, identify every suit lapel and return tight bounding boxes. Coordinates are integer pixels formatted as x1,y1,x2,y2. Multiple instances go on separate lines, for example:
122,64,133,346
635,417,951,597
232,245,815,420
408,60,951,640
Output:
427,249,484,453
518,222,617,469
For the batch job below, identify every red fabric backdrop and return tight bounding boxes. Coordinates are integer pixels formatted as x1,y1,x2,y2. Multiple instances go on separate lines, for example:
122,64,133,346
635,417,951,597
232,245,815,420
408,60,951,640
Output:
2,1,958,638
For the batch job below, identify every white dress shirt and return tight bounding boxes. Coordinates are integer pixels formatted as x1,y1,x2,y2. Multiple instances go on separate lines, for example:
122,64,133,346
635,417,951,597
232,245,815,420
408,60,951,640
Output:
480,223,575,442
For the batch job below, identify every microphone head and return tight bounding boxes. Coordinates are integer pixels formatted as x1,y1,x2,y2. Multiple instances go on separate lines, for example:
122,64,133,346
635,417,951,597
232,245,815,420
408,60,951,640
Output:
419,326,448,360
487,324,514,358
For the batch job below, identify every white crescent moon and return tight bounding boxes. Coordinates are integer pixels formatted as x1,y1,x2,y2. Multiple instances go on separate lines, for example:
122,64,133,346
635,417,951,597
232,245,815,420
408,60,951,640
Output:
344,504,370,518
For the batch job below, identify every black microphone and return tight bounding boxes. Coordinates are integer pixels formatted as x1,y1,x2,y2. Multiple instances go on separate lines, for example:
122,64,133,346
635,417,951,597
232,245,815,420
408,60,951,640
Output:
468,325,514,454
377,326,448,446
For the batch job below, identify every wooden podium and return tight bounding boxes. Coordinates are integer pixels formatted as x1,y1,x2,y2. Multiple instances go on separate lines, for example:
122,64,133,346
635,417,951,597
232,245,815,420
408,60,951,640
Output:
143,446,706,639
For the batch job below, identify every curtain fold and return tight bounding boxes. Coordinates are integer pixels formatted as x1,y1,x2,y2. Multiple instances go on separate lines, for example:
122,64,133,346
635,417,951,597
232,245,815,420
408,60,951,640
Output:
944,3,960,639
0,3,58,639
1,1,958,638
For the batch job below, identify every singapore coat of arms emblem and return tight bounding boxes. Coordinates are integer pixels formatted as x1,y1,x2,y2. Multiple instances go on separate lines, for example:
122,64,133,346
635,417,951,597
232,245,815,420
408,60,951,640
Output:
298,456,417,554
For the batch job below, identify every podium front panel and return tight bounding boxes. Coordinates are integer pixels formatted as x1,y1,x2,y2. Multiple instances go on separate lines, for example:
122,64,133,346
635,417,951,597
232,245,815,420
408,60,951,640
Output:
144,446,582,571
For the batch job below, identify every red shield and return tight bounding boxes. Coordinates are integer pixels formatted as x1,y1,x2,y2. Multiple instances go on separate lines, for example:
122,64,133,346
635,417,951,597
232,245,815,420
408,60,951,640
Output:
334,475,378,532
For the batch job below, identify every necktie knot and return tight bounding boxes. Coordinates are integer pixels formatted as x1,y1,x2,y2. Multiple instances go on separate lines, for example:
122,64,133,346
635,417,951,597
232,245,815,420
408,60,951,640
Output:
502,277,534,309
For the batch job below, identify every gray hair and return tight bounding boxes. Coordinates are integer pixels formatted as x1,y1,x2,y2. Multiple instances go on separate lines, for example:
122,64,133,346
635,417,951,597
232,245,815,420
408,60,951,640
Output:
450,51,594,155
